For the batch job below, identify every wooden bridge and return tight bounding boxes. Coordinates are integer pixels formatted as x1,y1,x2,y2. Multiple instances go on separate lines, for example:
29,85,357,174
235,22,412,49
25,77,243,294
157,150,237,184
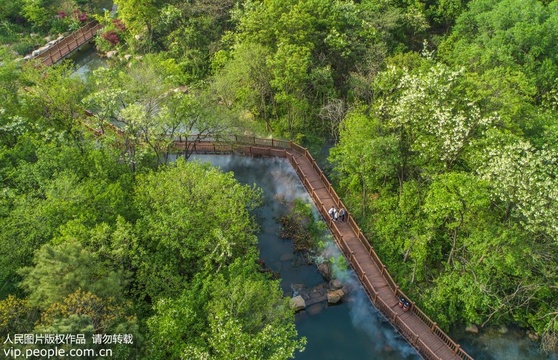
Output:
29,21,103,66
175,136,474,360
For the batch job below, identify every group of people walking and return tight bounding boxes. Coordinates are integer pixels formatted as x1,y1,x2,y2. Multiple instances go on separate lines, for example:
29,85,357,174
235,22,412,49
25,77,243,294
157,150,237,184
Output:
328,206,346,222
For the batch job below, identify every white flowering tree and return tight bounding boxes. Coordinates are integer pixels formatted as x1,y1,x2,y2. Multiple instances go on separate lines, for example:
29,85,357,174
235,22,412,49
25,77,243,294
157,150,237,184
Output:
379,63,497,174
332,58,558,334
476,133,558,243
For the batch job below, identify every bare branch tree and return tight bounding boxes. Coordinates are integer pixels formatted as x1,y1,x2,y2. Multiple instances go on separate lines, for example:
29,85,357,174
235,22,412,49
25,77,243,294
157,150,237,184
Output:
319,98,346,142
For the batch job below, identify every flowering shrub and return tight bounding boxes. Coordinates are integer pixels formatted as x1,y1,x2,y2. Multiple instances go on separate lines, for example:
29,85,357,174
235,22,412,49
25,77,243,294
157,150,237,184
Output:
96,18,128,53
73,10,88,23
101,30,119,46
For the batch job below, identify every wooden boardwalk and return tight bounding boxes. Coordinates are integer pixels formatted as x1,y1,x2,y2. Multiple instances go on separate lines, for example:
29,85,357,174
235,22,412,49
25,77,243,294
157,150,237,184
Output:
179,137,474,360
30,21,103,66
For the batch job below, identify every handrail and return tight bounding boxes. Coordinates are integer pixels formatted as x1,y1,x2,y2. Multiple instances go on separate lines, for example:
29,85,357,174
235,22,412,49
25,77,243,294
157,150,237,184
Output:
33,21,104,66
177,135,473,360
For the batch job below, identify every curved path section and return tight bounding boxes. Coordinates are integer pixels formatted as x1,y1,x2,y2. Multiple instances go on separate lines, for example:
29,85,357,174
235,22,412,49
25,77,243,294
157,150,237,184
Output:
176,136,474,360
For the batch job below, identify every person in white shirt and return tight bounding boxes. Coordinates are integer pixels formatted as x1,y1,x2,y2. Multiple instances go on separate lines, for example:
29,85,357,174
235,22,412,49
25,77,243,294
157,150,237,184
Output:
328,206,335,219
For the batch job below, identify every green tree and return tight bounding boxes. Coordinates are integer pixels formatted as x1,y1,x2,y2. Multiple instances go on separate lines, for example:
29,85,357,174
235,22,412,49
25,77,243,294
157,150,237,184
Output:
0,49,24,147
223,0,390,138
85,59,235,168
329,109,400,217
133,159,261,299
114,0,159,46
211,42,273,131
439,0,558,97
147,260,305,360
0,0,23,23
422,172,491,266
0,138,132,298
19,241,128,310
19,63,88,140
21,0,54,30
153,1,237,81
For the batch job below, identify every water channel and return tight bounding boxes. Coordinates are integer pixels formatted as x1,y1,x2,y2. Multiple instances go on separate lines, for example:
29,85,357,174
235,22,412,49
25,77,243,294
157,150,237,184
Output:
69,43,105,80
190,154,421,360
71,49,557,360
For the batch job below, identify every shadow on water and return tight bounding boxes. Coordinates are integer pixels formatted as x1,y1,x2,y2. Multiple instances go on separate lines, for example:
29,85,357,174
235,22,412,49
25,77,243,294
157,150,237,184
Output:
191,154,421,360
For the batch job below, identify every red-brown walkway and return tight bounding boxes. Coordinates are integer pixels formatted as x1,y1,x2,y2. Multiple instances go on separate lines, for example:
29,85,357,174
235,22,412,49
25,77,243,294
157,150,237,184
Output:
29,21,103,66
179,136,474,360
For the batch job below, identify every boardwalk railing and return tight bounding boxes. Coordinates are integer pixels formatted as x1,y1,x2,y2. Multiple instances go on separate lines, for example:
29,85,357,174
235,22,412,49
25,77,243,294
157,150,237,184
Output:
33,21,103,66
181,135,473,360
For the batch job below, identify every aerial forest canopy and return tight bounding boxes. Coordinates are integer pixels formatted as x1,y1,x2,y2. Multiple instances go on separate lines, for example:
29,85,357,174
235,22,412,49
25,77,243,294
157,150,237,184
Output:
1,0,558,357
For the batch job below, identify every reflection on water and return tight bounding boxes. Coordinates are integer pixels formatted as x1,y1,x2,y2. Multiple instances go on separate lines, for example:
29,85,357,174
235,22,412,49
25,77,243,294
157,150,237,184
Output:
70,43,105,80
191,154,421,360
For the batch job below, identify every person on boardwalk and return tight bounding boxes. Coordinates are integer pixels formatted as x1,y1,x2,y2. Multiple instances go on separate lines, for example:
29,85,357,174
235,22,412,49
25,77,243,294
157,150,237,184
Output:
334,209,339,222
328,206,336,219
339,208,346,222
